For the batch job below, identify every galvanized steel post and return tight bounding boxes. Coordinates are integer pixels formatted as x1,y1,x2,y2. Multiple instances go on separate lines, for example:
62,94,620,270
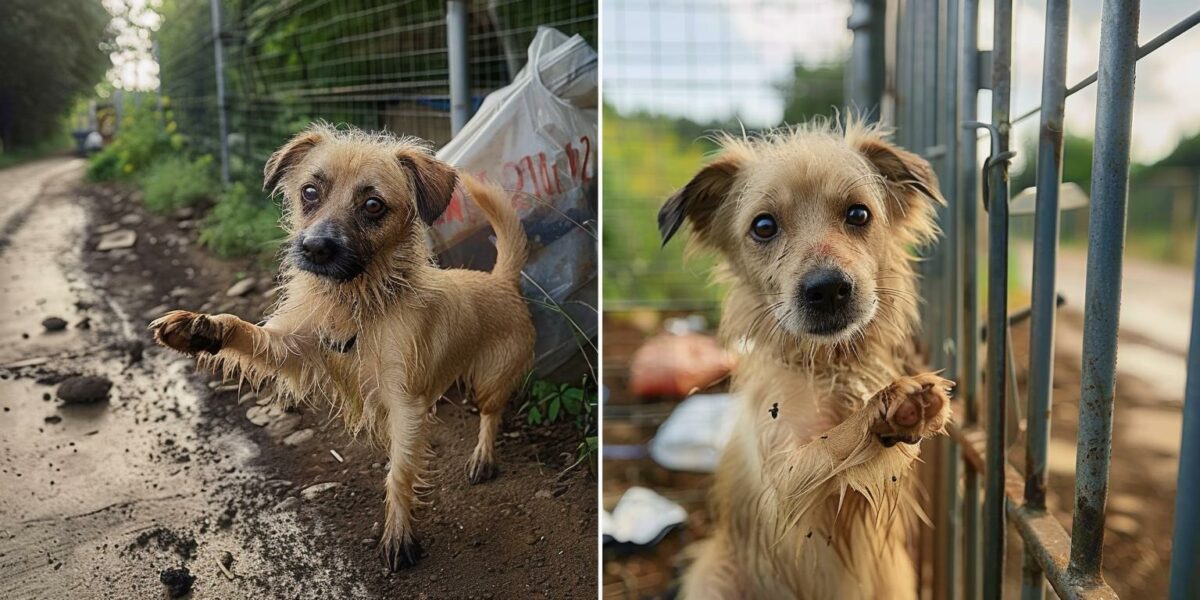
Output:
447,0,471,135
1068,0,1140,583
1171,221,1200,598
1022,0,1070,598
983,0,1013,596
209,0,230,186
958,1,982,596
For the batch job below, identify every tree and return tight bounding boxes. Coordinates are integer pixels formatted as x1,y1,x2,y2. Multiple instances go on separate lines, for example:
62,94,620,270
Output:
777,61,845,126
0,0,113,151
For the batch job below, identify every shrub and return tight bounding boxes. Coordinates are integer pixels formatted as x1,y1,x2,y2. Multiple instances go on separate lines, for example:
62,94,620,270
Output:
87,98,181,182
139,154,217,213
199,182,284,259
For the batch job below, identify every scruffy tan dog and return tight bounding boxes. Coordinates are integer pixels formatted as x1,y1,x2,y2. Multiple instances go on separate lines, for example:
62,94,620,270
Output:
150,124,535,571
659,120,955,599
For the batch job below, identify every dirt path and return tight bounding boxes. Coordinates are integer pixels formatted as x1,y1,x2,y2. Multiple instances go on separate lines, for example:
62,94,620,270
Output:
0,158,596,598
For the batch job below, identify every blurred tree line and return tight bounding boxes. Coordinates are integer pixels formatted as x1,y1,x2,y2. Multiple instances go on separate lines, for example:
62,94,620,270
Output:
0,0,112,153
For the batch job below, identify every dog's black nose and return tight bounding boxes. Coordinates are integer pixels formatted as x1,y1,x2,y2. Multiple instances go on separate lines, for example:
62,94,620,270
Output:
301,236,337,265
800,269,854,314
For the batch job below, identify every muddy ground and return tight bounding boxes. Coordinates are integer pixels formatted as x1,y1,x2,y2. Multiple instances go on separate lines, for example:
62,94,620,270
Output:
0,157,596,599
602,304,1184,599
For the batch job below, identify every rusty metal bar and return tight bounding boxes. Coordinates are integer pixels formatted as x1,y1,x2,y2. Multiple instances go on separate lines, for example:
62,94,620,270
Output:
982,0,1013,594
950,422,1119,599
1022,0,1070,597
1068,0,1140,582
1169,216,1200,598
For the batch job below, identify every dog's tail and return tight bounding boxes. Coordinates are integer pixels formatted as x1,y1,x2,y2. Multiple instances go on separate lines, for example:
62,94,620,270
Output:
461,175,527,282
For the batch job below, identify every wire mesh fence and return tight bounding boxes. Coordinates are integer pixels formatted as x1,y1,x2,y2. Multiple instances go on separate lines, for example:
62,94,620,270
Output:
601,0,850,313
157,0,597,187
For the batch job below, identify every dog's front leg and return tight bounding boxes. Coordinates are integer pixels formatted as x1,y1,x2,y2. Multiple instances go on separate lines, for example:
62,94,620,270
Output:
772,373,954,516
150,310,307,380
379,391,430,571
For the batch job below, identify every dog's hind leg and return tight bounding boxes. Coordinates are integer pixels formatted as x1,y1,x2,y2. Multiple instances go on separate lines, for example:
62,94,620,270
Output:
378,392,430,571
465,366,519,484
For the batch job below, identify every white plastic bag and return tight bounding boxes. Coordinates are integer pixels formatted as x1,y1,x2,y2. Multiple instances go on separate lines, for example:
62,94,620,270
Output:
434,27,597,378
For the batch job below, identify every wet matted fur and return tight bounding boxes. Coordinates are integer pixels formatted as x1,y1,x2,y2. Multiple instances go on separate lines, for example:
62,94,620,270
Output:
659,119,955,599
150,124,535,571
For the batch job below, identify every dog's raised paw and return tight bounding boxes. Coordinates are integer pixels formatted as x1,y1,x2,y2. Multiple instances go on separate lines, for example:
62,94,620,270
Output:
870,372,954,446
150,310,224,355
379,533,424,571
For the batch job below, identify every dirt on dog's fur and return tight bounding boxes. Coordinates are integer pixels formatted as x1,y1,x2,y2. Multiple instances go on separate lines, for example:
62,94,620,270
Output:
151,124,538,573
659,119,953,599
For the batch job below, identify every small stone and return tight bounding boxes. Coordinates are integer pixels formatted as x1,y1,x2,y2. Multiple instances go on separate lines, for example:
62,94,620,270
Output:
267,413,302,437
245,406,272,426
173,207,195,220
282,428,314,446
1107,514,1141,536
534,489,553,500
56,376,112,404
44,415,62,424
300,482,340,500
238,391,257,404
226,278,257,297
168,287,195,299
274,497,299,512
177,220,194,230
119,213,143,226
361,538,374,547
95,223,120,234
41,317,68,332
97,230,137,251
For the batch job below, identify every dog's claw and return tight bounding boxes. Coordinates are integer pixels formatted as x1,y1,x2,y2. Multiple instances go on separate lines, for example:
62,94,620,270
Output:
379,534,423,571
150,310,224,355
467,457,498,485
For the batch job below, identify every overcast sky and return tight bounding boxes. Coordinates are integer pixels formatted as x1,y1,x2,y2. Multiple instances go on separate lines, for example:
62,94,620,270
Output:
603,0,1200,163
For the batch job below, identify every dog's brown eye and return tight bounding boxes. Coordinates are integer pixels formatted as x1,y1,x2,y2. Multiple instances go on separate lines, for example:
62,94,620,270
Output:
750,214,778,241
363,197,386,217
846,204,871,227
301,185,319,203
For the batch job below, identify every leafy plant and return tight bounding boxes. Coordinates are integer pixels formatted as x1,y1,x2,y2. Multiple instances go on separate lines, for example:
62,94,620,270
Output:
87,98,181,182
198,182,284,259
139,154,217,213
522,379,595,430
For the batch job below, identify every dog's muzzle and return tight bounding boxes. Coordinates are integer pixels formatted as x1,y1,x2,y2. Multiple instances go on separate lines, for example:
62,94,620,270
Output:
294,221,366,282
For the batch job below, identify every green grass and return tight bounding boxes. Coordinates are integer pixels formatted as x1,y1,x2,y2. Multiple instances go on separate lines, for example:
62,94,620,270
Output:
198,182,284,260
139,154,218,213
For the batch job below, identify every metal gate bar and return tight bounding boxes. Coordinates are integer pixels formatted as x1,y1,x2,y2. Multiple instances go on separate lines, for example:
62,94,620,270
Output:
1022,0,1070,597
856,1,1200,597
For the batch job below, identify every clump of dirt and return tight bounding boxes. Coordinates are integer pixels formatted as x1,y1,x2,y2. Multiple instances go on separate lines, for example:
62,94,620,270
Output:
128,527,198,560
159,566,195,598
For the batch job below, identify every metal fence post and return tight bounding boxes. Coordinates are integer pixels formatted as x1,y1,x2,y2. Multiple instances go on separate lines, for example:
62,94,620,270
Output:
1172,222,1200,598
1068,0,1140,584
983,0,1014,596
1022,0,1070,598
847,0,886,119
209,0,230,186
447,0,470,135
958,1,982,596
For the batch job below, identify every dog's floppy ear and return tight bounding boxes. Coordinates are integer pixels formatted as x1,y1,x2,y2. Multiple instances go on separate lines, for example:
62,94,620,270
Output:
397,150,458,226
658,154,742,246
264,127,327,194
855,136,946,209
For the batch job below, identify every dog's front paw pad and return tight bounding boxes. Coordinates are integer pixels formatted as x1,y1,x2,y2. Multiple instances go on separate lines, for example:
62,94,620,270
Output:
150,311,224,355
379,534,424,571
872,373,955,445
